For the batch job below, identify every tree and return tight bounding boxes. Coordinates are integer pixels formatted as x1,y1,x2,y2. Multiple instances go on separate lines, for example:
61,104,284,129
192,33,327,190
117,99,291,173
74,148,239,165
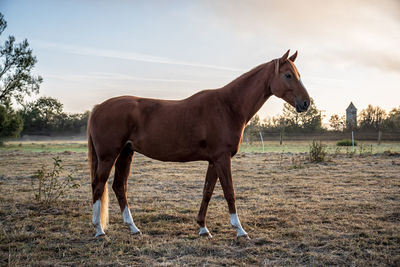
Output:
278,98,323,133
0,13,42,105
21,97,89,135
359,105,386,130
0,104,23,138
329,114,346,131
244,114,262,143
385,106,400,130
21,97,63,134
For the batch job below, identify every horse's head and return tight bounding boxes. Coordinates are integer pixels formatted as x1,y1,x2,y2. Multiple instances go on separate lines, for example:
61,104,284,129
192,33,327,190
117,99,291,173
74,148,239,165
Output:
269,50,310,112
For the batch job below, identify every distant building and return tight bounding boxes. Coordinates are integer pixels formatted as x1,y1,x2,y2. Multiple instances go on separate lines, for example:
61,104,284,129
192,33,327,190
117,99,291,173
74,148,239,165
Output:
346,102,357,129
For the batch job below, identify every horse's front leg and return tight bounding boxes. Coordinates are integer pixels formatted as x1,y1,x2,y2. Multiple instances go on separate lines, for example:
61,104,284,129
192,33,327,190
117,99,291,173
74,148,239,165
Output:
197,162,218,237
215,154,248,238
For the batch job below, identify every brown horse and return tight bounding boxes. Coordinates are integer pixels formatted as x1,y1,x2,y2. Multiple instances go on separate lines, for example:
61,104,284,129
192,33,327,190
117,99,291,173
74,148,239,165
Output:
88,50,310,238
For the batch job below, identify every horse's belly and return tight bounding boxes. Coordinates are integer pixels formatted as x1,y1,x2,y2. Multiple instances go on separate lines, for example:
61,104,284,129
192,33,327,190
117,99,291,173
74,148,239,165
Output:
136,145,203,162
130,134,207,162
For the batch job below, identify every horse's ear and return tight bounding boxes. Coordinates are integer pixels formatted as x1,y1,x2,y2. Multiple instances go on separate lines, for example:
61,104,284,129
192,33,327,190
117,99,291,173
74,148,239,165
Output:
279,50,290,65
289,51,298,62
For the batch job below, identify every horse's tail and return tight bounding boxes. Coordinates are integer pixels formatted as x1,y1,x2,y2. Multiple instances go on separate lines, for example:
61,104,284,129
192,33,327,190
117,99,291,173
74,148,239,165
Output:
87,108,109,229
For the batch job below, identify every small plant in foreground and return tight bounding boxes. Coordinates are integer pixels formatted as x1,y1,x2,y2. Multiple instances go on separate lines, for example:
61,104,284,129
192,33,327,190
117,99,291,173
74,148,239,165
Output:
337,139,357,146
309,140,326,162
32,157,80,204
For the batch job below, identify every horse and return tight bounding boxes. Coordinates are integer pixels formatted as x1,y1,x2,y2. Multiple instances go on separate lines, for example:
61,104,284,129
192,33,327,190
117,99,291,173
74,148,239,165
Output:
88,50,310,238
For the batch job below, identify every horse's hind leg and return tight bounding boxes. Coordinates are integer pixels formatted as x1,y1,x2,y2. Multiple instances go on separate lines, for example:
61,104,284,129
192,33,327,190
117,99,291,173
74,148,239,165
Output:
112,143,141,235
92,159,114,237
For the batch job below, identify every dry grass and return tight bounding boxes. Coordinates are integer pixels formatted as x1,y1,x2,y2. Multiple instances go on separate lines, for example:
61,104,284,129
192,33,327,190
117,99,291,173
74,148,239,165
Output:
0,150,399,266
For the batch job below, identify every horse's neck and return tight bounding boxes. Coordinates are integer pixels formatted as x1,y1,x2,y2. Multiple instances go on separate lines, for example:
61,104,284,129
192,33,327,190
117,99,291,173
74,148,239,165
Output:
221,61,274,125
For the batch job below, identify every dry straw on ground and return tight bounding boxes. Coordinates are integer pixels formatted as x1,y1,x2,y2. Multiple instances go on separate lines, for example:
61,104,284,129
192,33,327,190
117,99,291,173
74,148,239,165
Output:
0,150,399,266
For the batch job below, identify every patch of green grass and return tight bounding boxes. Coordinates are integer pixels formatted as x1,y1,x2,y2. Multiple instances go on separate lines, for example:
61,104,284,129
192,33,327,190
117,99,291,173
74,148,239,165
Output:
239,141,400,154
0,141,87,152
1,140,400,155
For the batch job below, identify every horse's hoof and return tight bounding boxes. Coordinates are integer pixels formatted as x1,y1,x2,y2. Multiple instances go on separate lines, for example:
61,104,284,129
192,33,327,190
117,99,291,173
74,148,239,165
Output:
199,232,212,238
237,234,250,240
131,230,142,235
95,232,105,238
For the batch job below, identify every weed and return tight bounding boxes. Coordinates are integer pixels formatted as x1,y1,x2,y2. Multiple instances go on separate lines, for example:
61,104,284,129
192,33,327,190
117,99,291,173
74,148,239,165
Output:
345,146,355,157
31,157,80,204
332,146,341,157
337,139,357,146
359,144,373,157
309,140,326,162
290,156,304,169
279,150,285,167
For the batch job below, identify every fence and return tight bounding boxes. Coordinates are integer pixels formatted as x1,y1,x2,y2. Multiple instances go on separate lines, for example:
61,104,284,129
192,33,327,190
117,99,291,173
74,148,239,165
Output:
243,129,400,143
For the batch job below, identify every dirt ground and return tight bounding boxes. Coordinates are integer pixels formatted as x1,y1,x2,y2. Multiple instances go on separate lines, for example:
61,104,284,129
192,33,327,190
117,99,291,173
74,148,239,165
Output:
0,150,399,266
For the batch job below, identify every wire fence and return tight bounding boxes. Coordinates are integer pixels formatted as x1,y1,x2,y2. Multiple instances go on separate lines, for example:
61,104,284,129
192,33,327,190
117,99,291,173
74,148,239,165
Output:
244,129,400,143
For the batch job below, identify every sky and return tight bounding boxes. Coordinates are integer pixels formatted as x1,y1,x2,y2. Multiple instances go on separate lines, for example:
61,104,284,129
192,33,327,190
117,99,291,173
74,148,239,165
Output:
1,0,400,124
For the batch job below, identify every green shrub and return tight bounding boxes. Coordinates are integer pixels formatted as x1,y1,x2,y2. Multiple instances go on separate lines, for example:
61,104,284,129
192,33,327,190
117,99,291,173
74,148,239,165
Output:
336,139,357,146
32,157,80,204
309,140,327,162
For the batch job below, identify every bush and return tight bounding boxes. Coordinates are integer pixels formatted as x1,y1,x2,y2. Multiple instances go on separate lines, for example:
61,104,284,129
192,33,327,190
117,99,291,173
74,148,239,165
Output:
336,139,358,146
309,140,326,162
0,105,23,138
32,157,80,204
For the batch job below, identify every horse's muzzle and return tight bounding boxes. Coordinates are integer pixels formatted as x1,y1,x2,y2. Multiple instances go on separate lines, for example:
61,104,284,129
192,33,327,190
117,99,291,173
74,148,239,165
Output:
295,99,310,113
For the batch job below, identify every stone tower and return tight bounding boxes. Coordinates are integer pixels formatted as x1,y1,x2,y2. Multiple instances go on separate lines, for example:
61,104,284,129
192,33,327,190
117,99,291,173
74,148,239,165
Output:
346,102,357,129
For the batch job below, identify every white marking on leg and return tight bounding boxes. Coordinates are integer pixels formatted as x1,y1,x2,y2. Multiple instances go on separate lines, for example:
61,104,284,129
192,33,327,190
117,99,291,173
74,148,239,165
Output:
199,226,212,237
92,200,105,237
230,213,248,237
123,206,141,234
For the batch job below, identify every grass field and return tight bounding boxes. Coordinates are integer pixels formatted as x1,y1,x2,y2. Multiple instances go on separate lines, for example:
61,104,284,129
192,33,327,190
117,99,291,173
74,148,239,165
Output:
2,140,400,154
0,142,400,265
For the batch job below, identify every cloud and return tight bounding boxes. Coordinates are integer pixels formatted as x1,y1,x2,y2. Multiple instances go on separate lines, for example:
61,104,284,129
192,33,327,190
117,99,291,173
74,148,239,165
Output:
202,0,400,73
45,72,201,84
34,40,244,72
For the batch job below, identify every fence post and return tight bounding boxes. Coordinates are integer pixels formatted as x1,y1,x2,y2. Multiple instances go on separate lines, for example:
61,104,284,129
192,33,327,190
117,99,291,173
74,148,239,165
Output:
259,132,264,153
352,131,355,152
378,130,382,145
280,128,283,145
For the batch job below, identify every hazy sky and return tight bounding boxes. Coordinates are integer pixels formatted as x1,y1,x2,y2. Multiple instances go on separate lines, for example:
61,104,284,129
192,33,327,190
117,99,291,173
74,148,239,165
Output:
1,0,399,123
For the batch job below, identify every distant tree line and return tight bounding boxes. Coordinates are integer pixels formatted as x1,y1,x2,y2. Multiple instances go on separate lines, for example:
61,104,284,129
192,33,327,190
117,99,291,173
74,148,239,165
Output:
1,96,89,138
20,97,89,136
328,105,400,132
245,98,323,141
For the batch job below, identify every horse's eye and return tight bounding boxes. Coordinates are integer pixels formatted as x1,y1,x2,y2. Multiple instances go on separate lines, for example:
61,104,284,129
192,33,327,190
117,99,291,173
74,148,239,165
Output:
285,73,292,79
